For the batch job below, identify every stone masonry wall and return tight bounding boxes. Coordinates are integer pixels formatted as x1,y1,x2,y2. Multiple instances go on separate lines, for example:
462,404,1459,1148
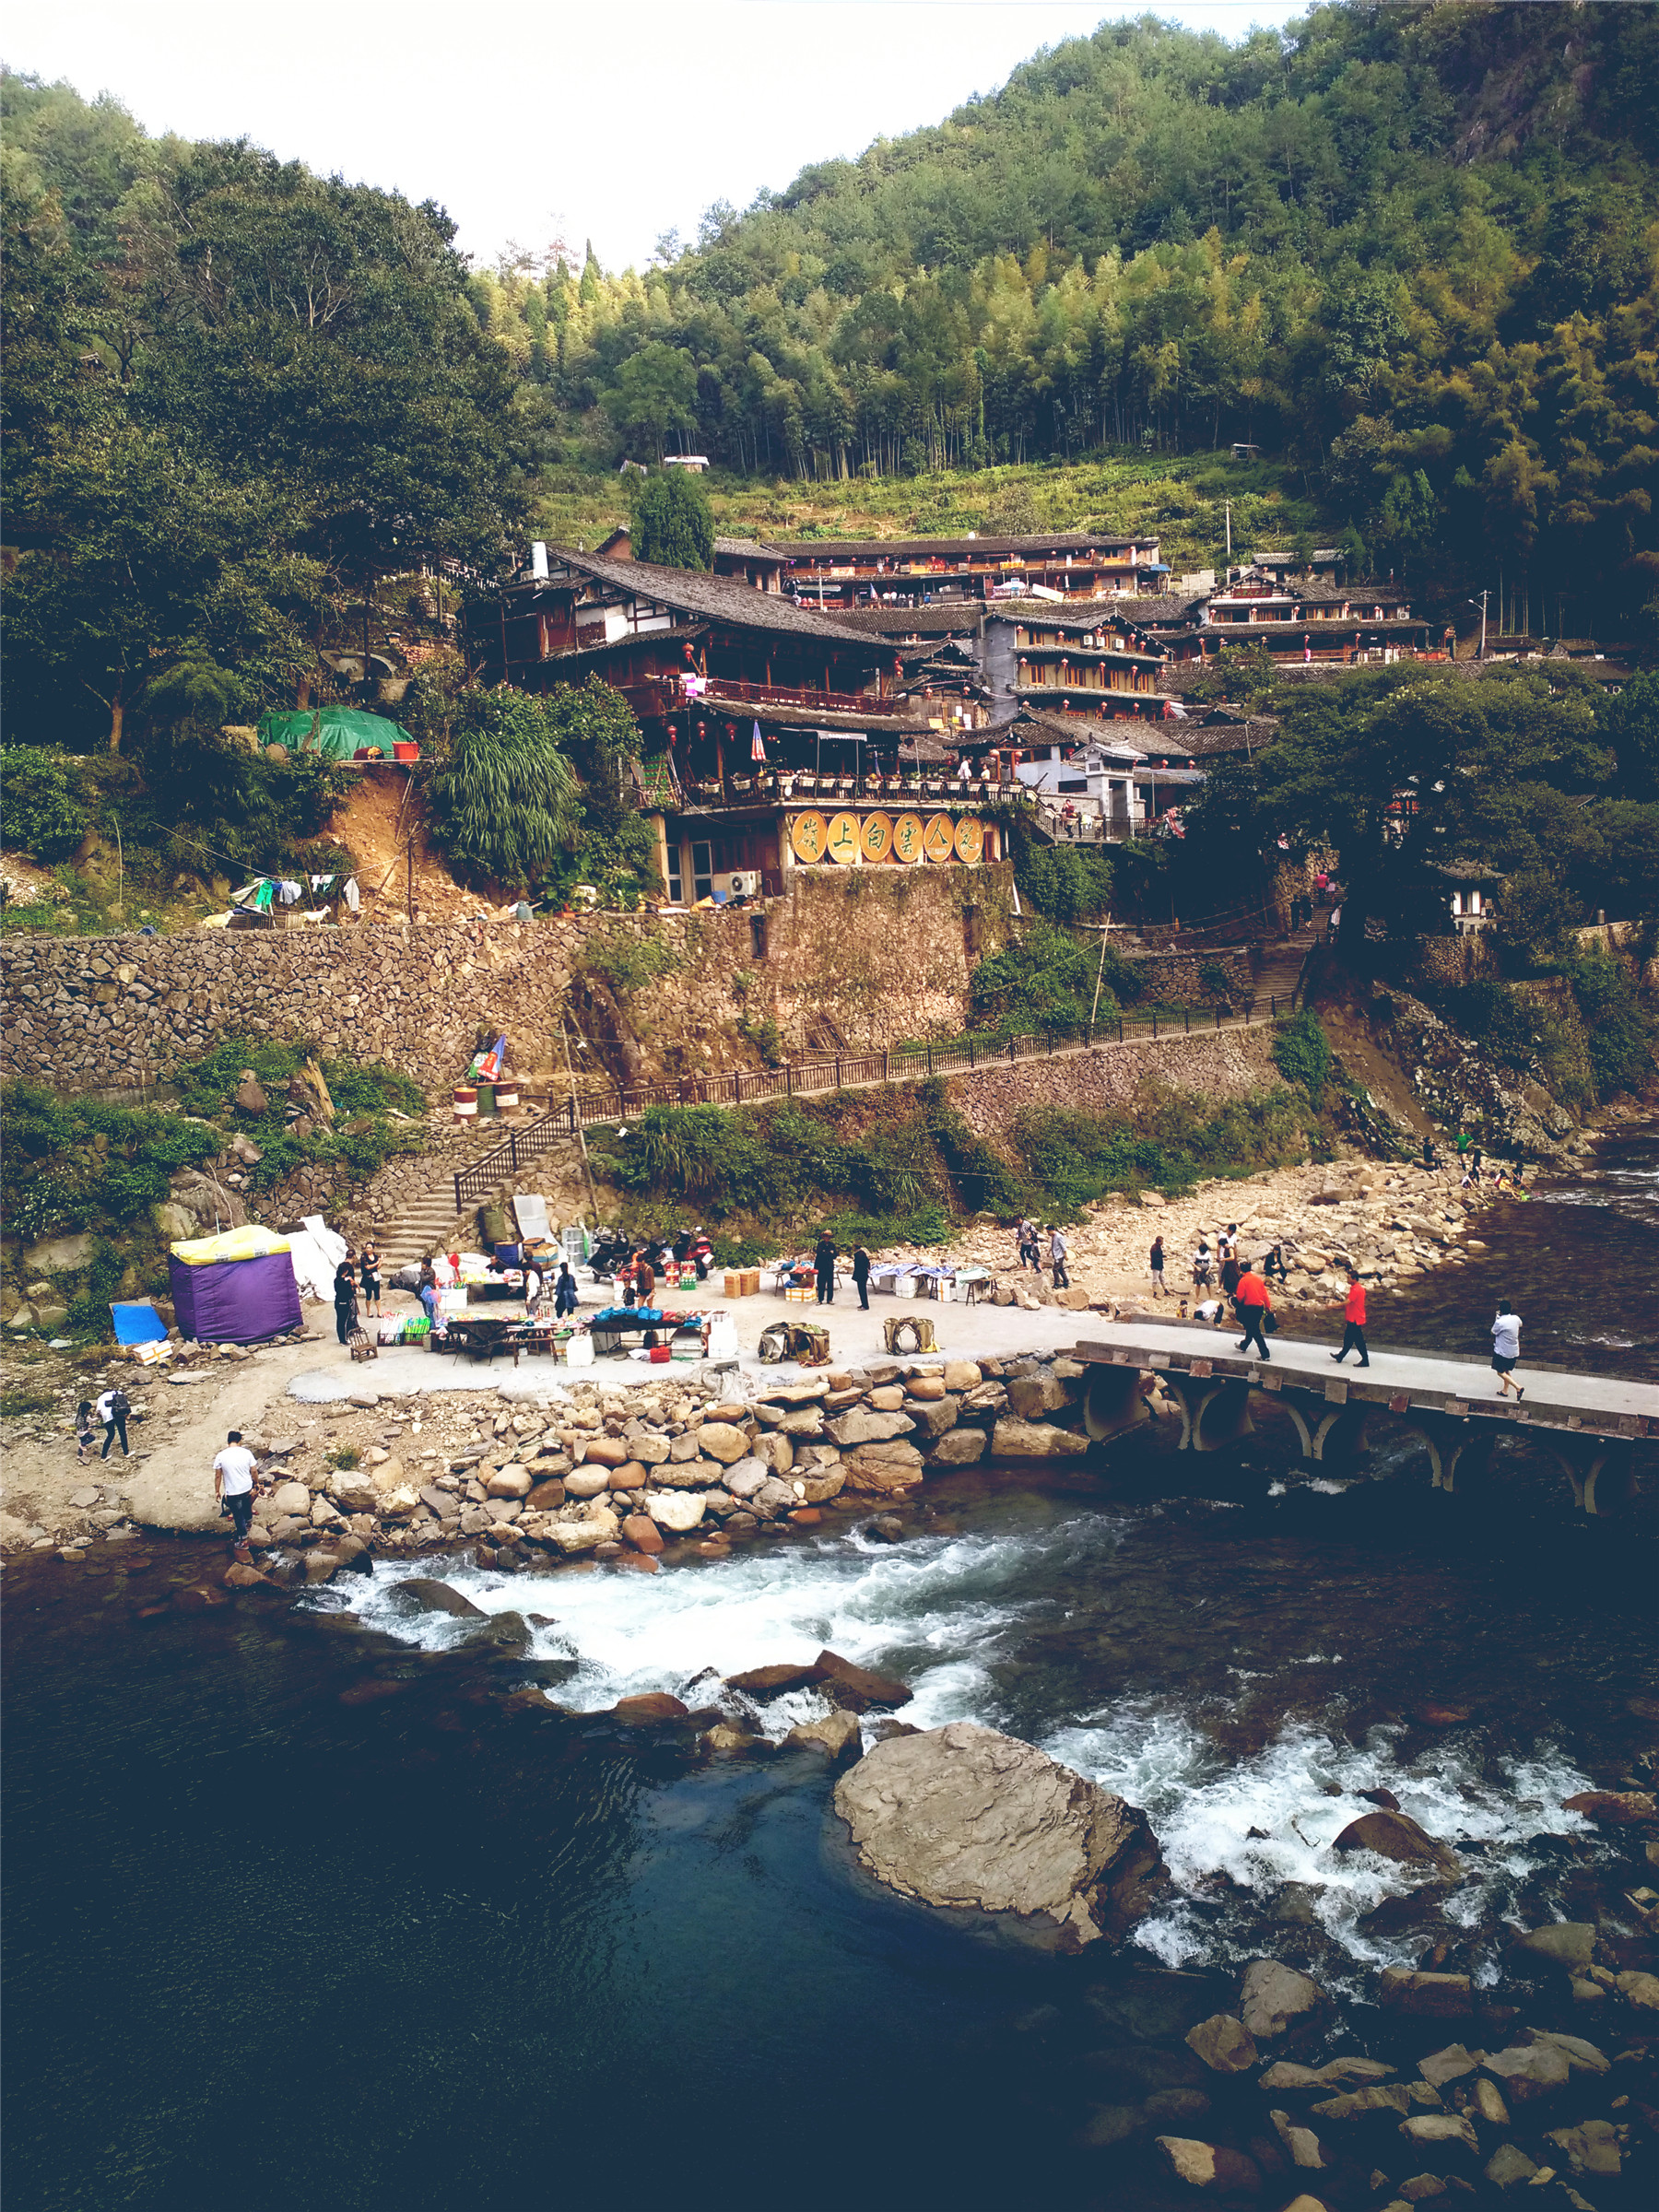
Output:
1,866,1014,1095
947,1024,1287,1147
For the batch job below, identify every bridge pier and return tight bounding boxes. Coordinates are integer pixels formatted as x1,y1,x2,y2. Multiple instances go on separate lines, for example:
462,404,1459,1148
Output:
1162,1371,1256,1453
1082,1365,1154,1445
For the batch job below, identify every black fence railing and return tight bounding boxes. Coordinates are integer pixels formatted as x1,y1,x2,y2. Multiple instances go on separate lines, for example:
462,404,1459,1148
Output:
453,996,1291,1212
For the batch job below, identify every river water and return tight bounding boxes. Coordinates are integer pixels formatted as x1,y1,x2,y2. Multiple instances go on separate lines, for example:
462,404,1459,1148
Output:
6,1134,1657,2210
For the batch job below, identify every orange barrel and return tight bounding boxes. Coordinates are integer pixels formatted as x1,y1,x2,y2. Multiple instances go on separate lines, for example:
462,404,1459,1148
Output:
453,1086,477,1120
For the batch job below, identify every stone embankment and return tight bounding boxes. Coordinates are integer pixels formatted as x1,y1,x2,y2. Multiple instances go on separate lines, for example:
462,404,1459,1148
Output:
214,1347,1102,1583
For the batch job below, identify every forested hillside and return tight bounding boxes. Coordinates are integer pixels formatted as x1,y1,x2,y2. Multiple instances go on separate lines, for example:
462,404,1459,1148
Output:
473,2,1658,633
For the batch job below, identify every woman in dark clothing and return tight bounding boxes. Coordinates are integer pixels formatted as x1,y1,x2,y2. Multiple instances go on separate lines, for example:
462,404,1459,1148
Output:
1149,1237,1166,1298
334,1253,359,1347
852,1245,871,1310
815,1232,837,1305
359,1240,382,1319
555,1262,578,1317
1263,1243,1289,1286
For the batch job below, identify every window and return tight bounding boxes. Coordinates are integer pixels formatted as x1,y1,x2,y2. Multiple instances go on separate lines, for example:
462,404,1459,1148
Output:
691,841,713,903
750,914,768,959
666,841,684,904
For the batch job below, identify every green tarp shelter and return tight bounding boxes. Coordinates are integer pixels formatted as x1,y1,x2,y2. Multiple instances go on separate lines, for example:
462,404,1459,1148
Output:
258,708,416,760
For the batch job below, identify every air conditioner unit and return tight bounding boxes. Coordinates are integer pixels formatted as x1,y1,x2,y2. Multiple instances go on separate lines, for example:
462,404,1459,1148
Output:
726,870,760,898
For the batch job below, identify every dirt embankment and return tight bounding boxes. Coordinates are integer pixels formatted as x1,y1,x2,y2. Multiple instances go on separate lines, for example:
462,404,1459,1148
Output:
327,769,488,924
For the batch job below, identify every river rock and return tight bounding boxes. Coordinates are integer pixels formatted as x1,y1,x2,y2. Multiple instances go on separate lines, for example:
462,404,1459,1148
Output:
815,1648,912,1710
582,1437,629,1467
1509,1923,1595,1973
697,1421,751,1465
928,1427,988,1465
1378,1970,1473,2019
1561,1789,1656,1825
327,1472,379,1513
1484,2145,1539,2189
267,1479,310,1518
486,1465,532,1498
1270,2110,1331,2170
833,1722,1164,1946
991,1418,1088,1458
546,1512,618,1555
799,1466,848,1502
614,1693,688,1724
1262,2057,1394,2091
1543,2120,1621,2177
904,1395,959,1438
527,1479,566,1511
1479,2041,1571,2100
1333,1809,1463,1877
826,1407,915,1447
621,1514,664,1554
630,1433,671,1465
943,1361,981,1391
1307,2085,1410,2120
1617,1969,1659,2009
841,1450,925,1498
725,1662,823,1696
1417,2044,1477,2086
644,1490,705,1532
1399,2113,1477,2153
1154,2139,1262,2194
234,1072,268,1112
1007,1371,1075,1419
1185,2015,1257,2074
564,1467,613,1500
1240,1959,1327,2041
784,1710,863,1761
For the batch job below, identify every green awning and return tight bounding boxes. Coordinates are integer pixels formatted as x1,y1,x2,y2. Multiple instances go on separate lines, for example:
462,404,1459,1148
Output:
258,708,416,760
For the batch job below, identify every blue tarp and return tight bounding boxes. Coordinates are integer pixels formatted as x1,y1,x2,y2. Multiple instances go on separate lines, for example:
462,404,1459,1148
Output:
112,1302,168,1345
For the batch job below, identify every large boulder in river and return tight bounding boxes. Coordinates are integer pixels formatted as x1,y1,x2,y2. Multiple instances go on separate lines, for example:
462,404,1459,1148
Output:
1332,1807,1463,1879
394,1578,485,1618
833,1721,1164,1947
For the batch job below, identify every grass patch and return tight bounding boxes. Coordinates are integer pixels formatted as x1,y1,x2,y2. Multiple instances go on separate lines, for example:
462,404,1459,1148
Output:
1012,1087,1309,1215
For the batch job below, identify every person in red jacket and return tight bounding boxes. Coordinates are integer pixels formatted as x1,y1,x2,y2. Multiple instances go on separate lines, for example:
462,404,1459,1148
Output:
1233,1260,1273,1360
1332,1267,1370,1367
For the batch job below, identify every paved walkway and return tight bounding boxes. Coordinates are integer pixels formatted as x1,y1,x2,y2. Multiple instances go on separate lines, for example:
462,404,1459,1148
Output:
1074,1319,1659,1430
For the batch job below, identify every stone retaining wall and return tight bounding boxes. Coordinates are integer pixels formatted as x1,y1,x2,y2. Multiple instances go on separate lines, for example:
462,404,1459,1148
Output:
1,867,1014,1095
947,1025,1285,1145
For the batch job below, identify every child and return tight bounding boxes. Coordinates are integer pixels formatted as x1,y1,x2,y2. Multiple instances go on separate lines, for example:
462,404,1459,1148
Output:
76,1400,97,1465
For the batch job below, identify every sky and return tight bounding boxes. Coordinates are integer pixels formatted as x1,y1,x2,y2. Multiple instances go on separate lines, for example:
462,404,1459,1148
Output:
5,0,1305,273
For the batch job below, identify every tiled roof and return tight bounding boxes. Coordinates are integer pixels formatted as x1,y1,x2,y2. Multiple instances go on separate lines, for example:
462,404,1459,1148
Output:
772,531,1145,559
543,548,883,647
713,536,785,561
829,606,986,636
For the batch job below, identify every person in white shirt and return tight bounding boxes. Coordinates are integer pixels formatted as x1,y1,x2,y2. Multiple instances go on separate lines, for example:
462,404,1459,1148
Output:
1490,1303,1524,1399
94,1386,130,1459
214,1430,260,1554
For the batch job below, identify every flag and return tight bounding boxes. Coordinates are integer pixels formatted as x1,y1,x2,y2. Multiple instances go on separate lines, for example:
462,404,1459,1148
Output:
751,721,767,763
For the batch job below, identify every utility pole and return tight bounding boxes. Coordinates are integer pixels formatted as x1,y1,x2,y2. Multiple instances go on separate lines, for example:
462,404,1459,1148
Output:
1223,499,1232,565
561,1018,601,1231
1088,917,1113,1044
1468,591,1488,660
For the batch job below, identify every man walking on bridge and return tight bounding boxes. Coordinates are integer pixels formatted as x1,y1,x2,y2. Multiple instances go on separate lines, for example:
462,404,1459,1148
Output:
1234,1259,1273,1359
1332,1268,1371,1368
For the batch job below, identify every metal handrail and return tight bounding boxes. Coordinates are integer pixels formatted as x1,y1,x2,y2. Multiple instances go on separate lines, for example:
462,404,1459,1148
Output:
452,996,1289,1211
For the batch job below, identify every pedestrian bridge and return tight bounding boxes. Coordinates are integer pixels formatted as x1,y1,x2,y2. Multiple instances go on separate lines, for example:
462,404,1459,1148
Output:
1069,1322,1658,1516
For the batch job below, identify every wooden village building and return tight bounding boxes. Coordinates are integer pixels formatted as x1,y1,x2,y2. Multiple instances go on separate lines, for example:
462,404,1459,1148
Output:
465,548,1010,904
774,531,1168,609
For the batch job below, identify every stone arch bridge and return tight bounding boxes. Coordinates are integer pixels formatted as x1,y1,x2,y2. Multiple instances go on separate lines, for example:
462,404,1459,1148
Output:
1068,1322,1657,1517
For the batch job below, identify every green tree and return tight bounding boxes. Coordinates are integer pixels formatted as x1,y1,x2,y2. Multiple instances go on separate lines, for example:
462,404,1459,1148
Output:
630,467,715,571
429,687,581,888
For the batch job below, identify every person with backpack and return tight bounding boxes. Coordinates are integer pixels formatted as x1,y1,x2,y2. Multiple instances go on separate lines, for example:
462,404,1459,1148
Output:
1332,1268,1371,1368
334,1253,359,1347
95,1384,131,1459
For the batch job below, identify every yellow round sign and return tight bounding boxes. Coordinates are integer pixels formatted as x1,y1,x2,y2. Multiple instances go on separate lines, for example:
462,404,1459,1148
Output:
791,811,827,865
924,815,957,864
826,812,861,865
860,812,894,864
892,812,925,865
954,816,984,865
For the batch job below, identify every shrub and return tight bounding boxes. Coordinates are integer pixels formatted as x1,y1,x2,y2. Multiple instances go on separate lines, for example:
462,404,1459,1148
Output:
1271,1008,1332,1103
429,688,581,888
1563,949,1656,1098
1198,960,1234,1006
1,747,88,860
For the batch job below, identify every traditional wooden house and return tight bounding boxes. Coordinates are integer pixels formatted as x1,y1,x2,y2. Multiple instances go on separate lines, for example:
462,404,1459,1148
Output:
775,531,1166,609
594,526,786,594
1203,571,1433,664
464,548,1009,903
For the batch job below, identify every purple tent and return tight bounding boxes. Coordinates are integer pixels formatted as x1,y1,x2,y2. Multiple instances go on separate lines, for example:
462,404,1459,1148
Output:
169,1250,302,1344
